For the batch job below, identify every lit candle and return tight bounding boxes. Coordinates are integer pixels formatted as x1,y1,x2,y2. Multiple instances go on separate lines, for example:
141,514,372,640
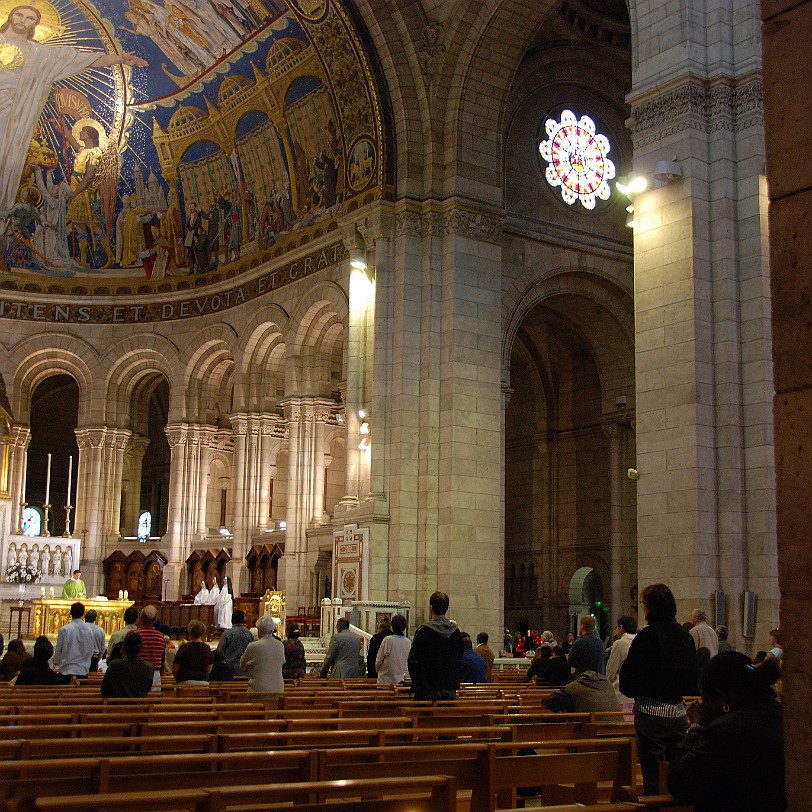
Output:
124,590,128,600
44,453,51,505
66,456,72,504
118,589,123,600
40,586,45,597
49,586,54,599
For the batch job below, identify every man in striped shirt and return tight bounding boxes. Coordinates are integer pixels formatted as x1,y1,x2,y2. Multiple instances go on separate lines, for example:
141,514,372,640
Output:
131,605,166,690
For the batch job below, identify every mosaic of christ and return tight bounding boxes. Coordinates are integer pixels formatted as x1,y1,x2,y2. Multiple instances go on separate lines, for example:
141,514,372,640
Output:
0,0,381,286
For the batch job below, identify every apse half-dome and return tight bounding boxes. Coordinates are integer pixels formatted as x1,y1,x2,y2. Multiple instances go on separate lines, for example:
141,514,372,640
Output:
0,0,384,303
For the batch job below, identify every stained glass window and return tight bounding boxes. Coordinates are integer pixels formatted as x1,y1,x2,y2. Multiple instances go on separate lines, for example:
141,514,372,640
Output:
21,507,41,537
138,511,152,542
539,110,615,209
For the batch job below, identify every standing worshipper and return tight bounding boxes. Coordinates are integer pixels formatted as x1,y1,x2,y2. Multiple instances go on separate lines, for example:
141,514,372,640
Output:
208,577,220,607
131,605,167,691
689,609,719,656
620,583,699,796
240,616,284,693
606,615,637,707
366,618,392,679
217,575,233,630
407,591,464,700
172,620,213,686
106,607,138,664
282,624,307,680
54,602,96,679
568,615,606,675
376,614,411,685
474,632,496,682
84,609,107,672
193,580,209,605
216,610,254,676
320,617,361,678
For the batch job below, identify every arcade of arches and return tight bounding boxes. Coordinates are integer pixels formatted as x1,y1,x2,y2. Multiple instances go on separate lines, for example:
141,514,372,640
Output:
0,0,808,797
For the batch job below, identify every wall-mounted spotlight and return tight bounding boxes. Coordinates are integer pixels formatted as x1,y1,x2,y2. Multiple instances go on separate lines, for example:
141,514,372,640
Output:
349,248,367,270
616,175,649,197
654,159,683,182
625,205,636,229
357,437,369,451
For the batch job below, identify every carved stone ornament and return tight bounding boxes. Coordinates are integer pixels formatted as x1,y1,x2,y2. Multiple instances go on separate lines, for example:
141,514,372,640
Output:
630,77,763,146
394,208,503,245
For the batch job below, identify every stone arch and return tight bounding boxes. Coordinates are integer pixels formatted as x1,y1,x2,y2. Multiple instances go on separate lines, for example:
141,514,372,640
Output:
285,281,348,397
9,333,97,423
233,306,290,412
343,1,426,189
504,268,634,413
445,0,560,201
101,334,180,428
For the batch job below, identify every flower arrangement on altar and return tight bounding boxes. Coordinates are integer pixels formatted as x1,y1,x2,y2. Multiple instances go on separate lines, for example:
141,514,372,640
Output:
5,563,43,584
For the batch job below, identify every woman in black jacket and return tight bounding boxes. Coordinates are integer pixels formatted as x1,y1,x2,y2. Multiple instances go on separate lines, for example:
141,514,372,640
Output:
668,652,785,811
619,583,698,795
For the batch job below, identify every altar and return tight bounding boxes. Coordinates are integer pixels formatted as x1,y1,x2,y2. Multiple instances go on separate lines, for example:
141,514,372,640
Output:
32,598,134,637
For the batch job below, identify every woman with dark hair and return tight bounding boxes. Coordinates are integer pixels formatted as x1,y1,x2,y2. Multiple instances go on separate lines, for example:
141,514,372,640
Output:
619,583,698,796
282,623,307,680
15,636,75,686
668,652,785,811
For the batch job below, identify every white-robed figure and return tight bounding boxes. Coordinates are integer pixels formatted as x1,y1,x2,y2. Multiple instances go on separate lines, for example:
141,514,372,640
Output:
0,6,148,215
193,580,209,605
207,577,220,608
217,575,234,630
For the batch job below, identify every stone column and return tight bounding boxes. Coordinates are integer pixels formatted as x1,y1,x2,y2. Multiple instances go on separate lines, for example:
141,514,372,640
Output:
74,427,115,594
164,424,190,597
228,414,254,593
9,425,30,533
194,426,215,537
280,398,333,610
122,436,149,537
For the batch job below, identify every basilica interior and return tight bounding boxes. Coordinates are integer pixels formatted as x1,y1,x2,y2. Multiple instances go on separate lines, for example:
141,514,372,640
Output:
0,0,809,799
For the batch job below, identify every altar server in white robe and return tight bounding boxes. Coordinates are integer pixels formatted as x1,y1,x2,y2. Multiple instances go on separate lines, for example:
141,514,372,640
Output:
217,575,234,630
193,581,209,605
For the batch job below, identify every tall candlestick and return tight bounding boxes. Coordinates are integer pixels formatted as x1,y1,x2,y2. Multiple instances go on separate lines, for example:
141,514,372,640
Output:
44,453,51,505
66,456,72,503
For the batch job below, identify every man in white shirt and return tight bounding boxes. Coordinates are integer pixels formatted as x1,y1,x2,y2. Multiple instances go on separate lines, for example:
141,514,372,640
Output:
689,608,718,656
54,602,97,678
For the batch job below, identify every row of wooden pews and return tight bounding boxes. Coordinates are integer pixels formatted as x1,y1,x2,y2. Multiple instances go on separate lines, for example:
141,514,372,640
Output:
0,677,690,812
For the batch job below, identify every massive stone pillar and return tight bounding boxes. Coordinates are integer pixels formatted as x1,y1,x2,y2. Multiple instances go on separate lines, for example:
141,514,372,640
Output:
374,203,504,634
629,8,775,643
762,0,812,805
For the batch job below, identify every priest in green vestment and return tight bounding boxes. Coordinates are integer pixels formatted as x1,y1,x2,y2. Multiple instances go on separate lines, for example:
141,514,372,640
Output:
61,570,87,600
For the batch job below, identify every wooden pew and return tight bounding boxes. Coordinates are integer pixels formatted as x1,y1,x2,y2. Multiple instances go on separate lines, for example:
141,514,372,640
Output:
486,748,621,811
218,728,386,751
1,750,319,812
34,776,459,812
2,733,217,759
